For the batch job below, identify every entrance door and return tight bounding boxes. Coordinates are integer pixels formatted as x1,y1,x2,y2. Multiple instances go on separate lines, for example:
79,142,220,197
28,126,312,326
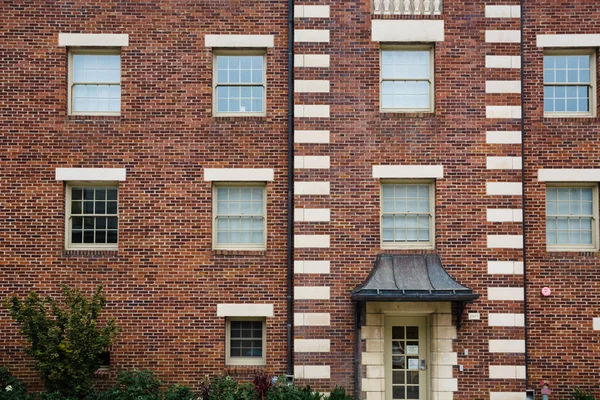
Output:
384,316,428,400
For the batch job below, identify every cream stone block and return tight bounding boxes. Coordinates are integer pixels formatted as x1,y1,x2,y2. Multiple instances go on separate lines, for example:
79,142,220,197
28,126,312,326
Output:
489,365,526,379
485,30,521,43
372,165,444,179
489,340,526,353
295,365,330,379
487,235,523,249
489,313,525,327
295,313,330,326
294,260,331,274
294,181,330,195
432,378,458,392
431,339,453,352
294,234,330,248
295,156,331,169
366,313,383,326
486,157,522,170
487,209,523,222
431,365,453,379
490,392,527,400
366,365,385,379
594,318,600,330
487,261,523,275
205,34,274,48
486,81,521,94
295,130,330,143
295,5,330,18
217,304,273,317
362,379,385,392
538,169,600,182
294,365,304,379
486,106,521,119
295,104,330,118
370,301,449,314
295,339,330,352
58,33,129,47
361,326,383,340
295,286,330,300
485,55,521,69
432,313,452,326
361,352,384,365
432,326,457,340
366,392,384,400
537,34,600,48
486,182,522,196
203,168,274,181
295,54,330,68
431,352,457,366
366,339,384,352
372,20,444,42
485,5,520,18
488,287,524,301
55,167,127,181
295,80,330,93
486,131,522,144
295,30,330,43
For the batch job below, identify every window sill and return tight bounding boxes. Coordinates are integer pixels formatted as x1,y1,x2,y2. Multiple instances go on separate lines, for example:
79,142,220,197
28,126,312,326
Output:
546,247,598,254
543,113,596,119
380,111,436,119
67,115,122,122
62,249,119,258
213,249,267,256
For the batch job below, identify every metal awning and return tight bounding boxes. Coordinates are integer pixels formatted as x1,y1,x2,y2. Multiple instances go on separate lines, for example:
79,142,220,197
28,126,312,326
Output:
351,253,479,329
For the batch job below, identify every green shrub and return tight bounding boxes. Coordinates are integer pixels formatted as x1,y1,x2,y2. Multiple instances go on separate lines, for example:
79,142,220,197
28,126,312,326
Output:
328,386,352,400
567,388,596,400
111,369,162,400
5,285,118,399
266,378,323,400
164,383,198,400
0,367,31,400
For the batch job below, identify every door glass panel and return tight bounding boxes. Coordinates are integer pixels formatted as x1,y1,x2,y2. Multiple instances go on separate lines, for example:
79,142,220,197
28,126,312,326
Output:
407,386,419,399
407,371,419,384
393,386,405,399
389,321,424,400
393,371,405,385
392,340,404,354
393,326,404,339
406,326,418,339
392,356,405,369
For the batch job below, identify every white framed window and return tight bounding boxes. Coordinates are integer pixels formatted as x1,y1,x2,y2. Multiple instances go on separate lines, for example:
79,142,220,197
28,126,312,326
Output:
381,181,435,249
381,47,434,112
68,49,121,115
543,50,596,117
226,318,266,366
213,51,266,116
546,184,598,251
213,184,266,250
65,183,119,250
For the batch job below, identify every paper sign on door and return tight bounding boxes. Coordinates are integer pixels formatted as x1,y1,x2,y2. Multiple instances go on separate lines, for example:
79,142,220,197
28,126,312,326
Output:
408,359,419,370
406,345,419,355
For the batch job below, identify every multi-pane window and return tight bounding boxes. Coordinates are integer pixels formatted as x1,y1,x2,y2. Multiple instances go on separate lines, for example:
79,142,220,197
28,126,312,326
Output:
66,185,118,249
214,185,265,249
546,185,598,250
214,53,265,115
543,52,595,116
69,51,121,115
226,319,265,365
381,183,434,248
381,48,433,112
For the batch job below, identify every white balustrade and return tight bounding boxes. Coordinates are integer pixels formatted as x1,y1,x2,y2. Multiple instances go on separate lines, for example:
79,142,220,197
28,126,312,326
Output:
372,0,441,15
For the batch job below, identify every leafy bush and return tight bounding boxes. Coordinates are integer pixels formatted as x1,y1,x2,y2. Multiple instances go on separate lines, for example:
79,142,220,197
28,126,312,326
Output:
0,367,31,400
164,383,198,400
109,369,162,400
266,377,323,400
5,285,118,399
566,388,596,400
328,386,352,400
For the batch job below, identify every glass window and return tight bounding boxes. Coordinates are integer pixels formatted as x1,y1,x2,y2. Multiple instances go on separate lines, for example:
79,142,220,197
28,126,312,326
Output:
381,48,433,112
544,52,595,116
381,182,434,248
214,53,265,115
70,52,121,115
67,184,118,250
546,185,598,251
226,319,265,365
214,185,266,249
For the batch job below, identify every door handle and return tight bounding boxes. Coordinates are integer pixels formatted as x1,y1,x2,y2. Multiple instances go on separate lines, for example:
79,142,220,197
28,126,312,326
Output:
420,359,426,370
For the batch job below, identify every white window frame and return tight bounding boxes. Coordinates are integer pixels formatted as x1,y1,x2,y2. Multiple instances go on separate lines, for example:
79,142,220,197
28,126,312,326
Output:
65,182,119,250
380,180,435,249
68,48,121,116
225,317,266,366
546,183,599,252
380,46,434,113
212,183,267,250
543,49,597,118
213,50,267,117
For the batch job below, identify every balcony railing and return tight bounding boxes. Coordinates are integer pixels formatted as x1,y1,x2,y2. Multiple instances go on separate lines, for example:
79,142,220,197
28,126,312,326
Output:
372,0,442,15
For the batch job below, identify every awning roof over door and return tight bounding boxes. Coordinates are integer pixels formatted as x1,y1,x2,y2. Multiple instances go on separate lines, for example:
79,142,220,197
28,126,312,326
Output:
351,253,478,302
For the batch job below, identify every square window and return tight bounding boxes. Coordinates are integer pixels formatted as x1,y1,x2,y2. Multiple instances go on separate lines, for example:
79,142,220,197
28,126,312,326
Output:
381,182,434,249
546,185,598,251
226,318,266,365
69,50,121,115
543,51,596,117
213,52,266,116
66,184,119,250
381,47,434,112
213,184,266,250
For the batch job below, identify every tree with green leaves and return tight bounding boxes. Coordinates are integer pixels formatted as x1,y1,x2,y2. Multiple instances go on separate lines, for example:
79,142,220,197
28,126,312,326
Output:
5,285,118,398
